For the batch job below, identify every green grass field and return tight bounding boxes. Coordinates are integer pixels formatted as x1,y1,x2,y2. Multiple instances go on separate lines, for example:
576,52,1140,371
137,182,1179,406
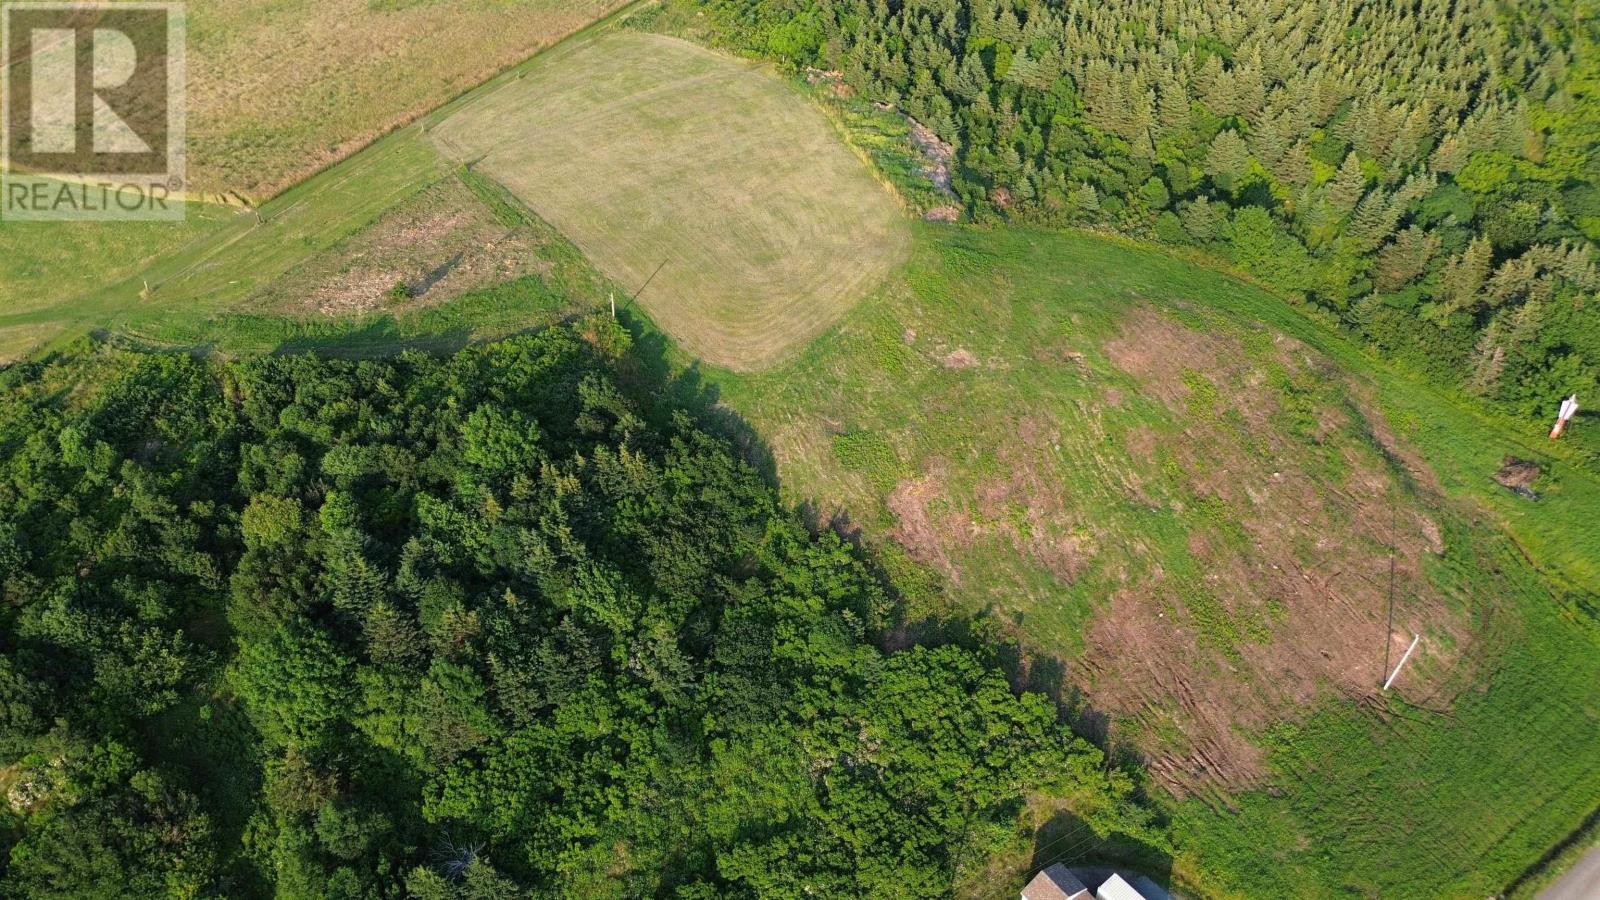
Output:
0,131,445,359
0,204,237,318
430,30,911,370
682,224,1600,898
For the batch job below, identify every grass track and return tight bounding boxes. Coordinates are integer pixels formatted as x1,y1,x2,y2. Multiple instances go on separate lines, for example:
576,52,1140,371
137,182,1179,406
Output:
431,30,911,370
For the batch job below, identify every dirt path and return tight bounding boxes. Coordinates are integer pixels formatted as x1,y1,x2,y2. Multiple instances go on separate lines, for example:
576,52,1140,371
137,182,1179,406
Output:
1539,843,1600,900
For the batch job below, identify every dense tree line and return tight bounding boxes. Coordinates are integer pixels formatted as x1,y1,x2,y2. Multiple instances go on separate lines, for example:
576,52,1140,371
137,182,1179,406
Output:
0,325,1148,897
697,0,1600,422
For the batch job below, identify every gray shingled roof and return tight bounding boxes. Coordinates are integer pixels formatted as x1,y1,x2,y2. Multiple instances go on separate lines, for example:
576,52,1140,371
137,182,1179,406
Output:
1021,863,1091,900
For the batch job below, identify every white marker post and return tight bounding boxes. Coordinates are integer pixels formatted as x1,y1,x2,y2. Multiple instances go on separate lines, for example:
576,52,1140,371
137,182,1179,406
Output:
1383,633,1421,691
1550,395,1579,440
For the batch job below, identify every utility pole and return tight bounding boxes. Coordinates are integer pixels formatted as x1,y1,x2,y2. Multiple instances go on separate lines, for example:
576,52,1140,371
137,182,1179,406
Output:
609,291,615,319
1383,633,1421,691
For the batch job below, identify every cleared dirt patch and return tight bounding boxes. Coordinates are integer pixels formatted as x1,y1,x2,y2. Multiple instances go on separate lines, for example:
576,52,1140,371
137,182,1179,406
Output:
942,348,979,369
888,462,969,579
430,31,911,371
1086,306,1473,790
244,177,543,316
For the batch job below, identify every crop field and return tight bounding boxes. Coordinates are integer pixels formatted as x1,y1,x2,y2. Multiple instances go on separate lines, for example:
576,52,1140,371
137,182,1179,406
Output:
693,225,1600,897
429,30,911,370
0,0,627,200
179,0,630,199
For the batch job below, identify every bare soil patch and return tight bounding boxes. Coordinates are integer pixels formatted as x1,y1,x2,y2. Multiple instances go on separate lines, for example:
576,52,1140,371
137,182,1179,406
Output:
1493,456,1544,500
244,177,543,316
888,462,969,579
941,348,979,369
905,117,957,196
1084,306,1475,791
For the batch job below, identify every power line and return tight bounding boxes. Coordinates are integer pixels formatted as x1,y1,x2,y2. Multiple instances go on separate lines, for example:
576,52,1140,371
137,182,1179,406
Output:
1383,487,1399,686
619,258,669,314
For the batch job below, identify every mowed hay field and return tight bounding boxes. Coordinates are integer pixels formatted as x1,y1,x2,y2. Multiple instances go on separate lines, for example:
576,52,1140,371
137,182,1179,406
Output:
694,225,1600,898
430,31,911,370
181,0,631,198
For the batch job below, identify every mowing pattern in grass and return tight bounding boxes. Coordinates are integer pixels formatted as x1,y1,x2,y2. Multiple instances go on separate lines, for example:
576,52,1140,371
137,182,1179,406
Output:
431,31,911,371
694,224,1600,897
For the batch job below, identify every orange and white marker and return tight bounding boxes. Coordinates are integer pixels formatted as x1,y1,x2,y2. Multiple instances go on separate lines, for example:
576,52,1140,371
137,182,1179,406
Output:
1550,395,1579,440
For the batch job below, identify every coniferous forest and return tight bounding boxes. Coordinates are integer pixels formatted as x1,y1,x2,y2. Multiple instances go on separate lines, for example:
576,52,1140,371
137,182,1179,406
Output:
698,0,1600,421
0,324,1147,896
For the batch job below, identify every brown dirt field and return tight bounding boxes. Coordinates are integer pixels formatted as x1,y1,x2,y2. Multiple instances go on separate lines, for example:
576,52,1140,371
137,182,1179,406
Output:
1080,306,1476,791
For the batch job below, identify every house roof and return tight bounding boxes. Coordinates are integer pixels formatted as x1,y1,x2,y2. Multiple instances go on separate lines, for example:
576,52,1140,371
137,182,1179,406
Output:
1093,873,1148,900
1021,864,1090,900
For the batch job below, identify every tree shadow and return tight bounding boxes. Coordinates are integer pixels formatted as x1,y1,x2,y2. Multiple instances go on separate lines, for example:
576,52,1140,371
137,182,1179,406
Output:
886,599,1141,759
271,320,474,358
413,252,465,297
1028,810,1175,898
611,310,777,488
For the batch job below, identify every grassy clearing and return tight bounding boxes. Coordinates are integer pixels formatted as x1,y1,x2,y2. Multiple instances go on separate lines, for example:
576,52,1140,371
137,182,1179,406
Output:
0,0,637,357
117,163,612,356
678,223,1600,897
430,30,911,370
0,200,236,318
